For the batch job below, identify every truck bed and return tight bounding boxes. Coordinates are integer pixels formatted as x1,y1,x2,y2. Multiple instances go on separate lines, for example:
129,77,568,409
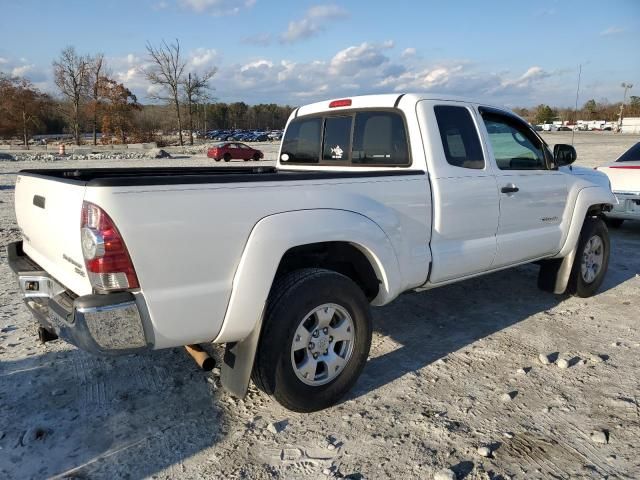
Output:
19,166,421,187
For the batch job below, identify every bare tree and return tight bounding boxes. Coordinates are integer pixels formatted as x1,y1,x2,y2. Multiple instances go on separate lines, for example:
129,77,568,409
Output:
53,46,90,145
145,39,186,146
182,69,216,145
88,54,105,145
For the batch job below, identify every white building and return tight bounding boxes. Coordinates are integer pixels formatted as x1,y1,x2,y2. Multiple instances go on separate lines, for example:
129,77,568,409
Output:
621,117,640,134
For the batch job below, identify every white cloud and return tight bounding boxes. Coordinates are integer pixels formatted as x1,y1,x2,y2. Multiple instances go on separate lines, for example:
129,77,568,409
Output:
153,1,169,10
4,41,574,107
11,64,35,77
109,54,152,92
494,66,551,91
178,0,255,15
188,48,218,68
329,41,393,76
281,4,348,43
0,56,47,83
401,48,416,59
599,26,626,36
240,59,273,72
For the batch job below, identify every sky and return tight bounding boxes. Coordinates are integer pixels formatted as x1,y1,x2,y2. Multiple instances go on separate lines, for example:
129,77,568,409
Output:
0,0,638,108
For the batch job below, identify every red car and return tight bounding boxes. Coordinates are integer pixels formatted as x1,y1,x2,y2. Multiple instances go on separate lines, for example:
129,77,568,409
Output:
207,142,264,162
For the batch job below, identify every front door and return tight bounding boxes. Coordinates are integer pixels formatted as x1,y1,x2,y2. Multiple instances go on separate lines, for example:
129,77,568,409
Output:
478,107,568,267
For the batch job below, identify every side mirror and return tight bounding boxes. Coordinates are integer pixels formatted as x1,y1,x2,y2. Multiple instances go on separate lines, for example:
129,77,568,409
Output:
554,144,577,166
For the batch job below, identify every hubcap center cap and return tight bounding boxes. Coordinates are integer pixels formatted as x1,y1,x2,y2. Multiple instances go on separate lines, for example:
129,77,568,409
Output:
314,335,329,354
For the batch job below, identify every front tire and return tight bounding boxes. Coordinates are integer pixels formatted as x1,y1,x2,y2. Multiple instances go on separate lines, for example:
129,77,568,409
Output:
252,268,372,412
566,217,610,297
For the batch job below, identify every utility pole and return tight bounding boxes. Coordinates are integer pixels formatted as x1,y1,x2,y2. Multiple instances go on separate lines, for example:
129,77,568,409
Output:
571,64,582,146
618,82,633,131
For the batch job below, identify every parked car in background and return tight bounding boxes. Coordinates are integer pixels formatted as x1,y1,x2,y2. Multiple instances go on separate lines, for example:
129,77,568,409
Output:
207,142,264,162
596,142,640,228
268,130,283,141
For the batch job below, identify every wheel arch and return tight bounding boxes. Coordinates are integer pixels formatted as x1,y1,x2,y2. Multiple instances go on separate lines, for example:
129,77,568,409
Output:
214,208,402,344
553,186,615,259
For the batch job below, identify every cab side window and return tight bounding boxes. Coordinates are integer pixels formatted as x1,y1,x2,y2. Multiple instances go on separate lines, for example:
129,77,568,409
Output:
281,117,322,163
481,112,547,170
434,105,485,169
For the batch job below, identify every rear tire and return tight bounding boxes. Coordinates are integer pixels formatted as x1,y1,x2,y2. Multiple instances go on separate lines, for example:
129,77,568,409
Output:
252,268,372,412
566,217,610,297
223,153,231,162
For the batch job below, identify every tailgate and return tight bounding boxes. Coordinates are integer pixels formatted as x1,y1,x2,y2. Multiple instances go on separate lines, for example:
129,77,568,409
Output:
599,161,640,194
15,174,93,296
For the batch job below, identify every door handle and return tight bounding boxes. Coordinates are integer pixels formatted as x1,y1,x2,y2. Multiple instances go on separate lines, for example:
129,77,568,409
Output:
501,184,519,194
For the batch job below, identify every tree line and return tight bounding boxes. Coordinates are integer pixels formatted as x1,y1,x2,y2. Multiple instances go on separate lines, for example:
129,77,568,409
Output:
514,97,640,125
0,40,294,148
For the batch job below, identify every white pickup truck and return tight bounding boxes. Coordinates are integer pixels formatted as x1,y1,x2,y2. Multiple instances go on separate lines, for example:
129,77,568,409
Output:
9,94,616,412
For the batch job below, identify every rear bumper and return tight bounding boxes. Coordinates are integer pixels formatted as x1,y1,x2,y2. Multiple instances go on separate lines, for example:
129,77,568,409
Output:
607,191,640,220
8,241,152,356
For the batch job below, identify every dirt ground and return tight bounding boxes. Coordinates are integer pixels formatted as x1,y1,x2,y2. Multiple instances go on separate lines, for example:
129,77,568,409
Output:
0,132,639,479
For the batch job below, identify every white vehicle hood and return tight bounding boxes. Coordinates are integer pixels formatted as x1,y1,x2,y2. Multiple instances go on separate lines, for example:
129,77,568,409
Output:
560,164,613,192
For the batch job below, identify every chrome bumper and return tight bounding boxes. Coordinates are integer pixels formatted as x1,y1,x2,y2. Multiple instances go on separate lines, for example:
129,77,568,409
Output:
608,191,640,220
8,241,151,356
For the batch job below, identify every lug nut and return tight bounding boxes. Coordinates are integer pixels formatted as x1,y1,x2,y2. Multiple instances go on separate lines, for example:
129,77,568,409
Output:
313,352,319,359
323,350,328,355
329,336,333,343
313,330,319,338
308,342,315,349
323,327,329,334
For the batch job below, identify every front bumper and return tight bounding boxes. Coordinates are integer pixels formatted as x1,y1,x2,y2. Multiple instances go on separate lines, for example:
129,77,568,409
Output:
8,241,152,356
607,191,640,221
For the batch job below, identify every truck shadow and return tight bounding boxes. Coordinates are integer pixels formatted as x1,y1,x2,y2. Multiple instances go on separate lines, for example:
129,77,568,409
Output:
350,224,638,400
0,346,226,479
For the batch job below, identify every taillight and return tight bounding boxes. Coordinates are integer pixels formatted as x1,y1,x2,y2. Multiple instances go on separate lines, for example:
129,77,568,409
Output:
81,201,139,291
329,99,352,108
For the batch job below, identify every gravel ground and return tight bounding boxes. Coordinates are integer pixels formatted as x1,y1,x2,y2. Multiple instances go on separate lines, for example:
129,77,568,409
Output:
0,133,639,479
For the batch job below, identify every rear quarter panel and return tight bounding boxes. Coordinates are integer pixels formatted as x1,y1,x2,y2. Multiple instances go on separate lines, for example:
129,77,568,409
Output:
84,174,431,347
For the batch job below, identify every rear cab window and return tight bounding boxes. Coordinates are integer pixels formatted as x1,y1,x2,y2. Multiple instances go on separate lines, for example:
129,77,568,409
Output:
281,110,410,167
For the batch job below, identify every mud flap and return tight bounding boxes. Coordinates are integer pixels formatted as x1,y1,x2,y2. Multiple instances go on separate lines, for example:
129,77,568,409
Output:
220,315,264,398
537,247,576,295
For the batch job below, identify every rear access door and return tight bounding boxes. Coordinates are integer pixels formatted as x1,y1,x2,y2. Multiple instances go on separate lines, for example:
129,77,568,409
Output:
14,173,92,296
417,100,500,283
